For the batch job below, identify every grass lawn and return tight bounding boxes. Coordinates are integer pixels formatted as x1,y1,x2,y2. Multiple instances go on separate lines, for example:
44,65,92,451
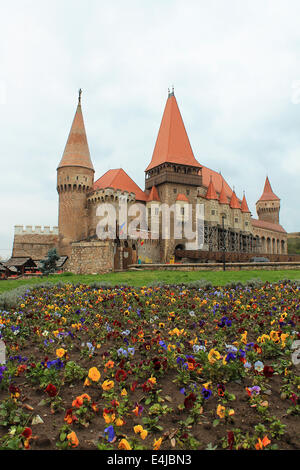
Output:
0,269,300,294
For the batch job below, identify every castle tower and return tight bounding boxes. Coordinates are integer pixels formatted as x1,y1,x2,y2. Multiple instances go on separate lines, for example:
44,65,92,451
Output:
205,177,219,225
145,89,202,261
229,190,242,230
57,90,95,255
256,176,280,224
218,181,230,227
241,192,251,232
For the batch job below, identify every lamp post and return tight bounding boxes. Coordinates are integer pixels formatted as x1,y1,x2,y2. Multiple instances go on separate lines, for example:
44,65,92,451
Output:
222,215,226,271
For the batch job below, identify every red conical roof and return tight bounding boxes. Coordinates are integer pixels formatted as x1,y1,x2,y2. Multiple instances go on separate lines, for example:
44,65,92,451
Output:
93,168,147,201
176,193,189,202
147,185,161,202
205,177,218,200
219,181,230,204
145,92,201,171
57,99,94,172
257,176,280,202
241,193,251,213
229,191,241,209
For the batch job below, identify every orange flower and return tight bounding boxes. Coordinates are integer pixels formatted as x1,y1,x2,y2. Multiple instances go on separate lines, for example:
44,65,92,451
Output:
56,348,66,358
118,438,132,450
255,435,271,450
105,360,114,369
153,437,163,450
67,431,79,448
72,393,91,408
88,367,101,382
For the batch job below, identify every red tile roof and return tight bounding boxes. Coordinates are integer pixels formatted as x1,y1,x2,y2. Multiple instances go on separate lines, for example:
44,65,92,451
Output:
146,94,201,171
251,218,286,233
58,103,94,172
147,185,161,202
176,193,189,202
241,194,251,213
257,176,280,202
218,181,230,204
229,191,241,209
93,168,147,201
201,166,233,201
205,178,218,200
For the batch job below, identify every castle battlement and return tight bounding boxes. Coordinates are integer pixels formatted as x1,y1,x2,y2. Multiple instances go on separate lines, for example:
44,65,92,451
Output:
88,188,136,204
14,225,59,235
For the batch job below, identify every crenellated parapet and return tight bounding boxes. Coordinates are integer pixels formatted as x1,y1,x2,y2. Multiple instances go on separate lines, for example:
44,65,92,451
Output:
87,188,136,204
14,225,59,235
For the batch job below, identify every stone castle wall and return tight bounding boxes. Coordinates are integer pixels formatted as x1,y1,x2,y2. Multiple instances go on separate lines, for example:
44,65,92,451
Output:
12,226,59,260
66,240,114,274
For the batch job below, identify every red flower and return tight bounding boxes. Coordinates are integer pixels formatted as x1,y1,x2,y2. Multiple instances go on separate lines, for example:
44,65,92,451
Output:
227,431,234,450
184,393,196,409
115,369,127,382
131,381,138,392
22,428,32,439
263,366,274,378
45,383,58,397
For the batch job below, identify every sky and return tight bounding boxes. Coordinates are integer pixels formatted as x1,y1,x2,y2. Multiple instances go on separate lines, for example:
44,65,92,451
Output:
0,0,299,259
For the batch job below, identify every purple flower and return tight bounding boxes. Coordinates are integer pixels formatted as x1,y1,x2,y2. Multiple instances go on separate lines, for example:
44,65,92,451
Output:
104,425,115,442
201,387,212,399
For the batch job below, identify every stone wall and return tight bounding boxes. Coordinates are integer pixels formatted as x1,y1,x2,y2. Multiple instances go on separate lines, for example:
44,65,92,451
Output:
66,240,114,274
252,226,287,254
128,262,300,271
12,226,59,260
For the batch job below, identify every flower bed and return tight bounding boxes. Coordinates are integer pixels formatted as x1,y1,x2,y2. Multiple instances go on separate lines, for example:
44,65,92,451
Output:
0,281,299,450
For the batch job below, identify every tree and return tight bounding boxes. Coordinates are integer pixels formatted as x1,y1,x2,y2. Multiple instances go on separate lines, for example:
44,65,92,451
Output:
40,248,60,276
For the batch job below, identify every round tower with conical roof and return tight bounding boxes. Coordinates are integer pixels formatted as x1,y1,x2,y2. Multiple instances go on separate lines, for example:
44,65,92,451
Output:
57,91,95,255
256,176,280,225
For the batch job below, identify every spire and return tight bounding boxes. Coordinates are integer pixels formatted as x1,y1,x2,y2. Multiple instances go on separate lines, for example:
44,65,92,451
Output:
257,176,280,202
241,193,251,213
229,190,241,209
145,92,201,171
147,185,161,202
219,180,229,204
57,91,94,172
205,176,218,200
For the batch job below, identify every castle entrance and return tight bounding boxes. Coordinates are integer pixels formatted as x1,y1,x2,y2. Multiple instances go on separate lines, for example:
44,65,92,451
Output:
113,242,133,270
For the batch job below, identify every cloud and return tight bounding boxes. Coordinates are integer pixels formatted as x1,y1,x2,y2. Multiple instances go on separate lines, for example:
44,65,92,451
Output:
0,0,299,258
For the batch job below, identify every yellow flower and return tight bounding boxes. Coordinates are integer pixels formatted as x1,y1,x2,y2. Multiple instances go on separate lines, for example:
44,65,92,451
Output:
121,388,127,397
140,429,148,440
88,367,101,382
56,348,66,358
241,331,248,344
102,380,114,391
103,412,115,424
216,404,225,419
115,417,125,426
134,425,143,434
270,331,280,342
148,376,156,385
280,333,289,347
118,439,132,450
208,349,221,364
228,409,235,416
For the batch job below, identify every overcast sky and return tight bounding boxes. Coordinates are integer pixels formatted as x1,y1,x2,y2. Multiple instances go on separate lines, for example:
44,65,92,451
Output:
0,0,299,259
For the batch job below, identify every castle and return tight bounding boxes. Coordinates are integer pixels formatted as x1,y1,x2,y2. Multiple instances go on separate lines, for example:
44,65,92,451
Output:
11,90,287,273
